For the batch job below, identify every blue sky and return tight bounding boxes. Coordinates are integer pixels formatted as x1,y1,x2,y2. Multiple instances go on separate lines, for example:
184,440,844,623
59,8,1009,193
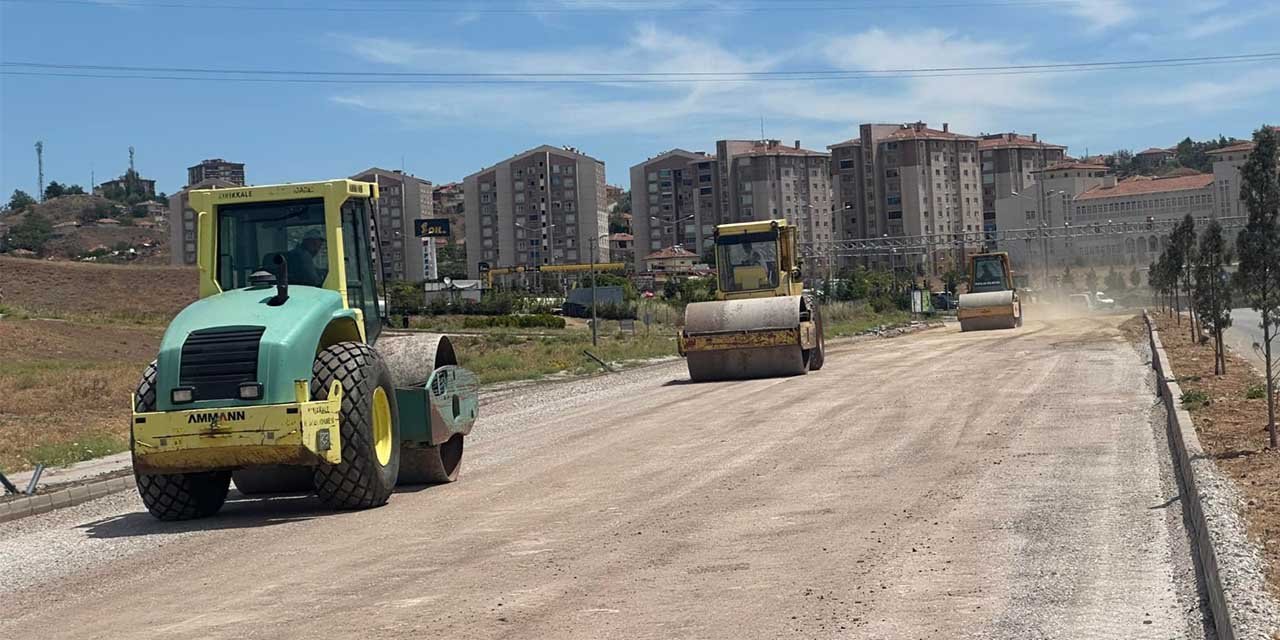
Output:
2,0,1277,198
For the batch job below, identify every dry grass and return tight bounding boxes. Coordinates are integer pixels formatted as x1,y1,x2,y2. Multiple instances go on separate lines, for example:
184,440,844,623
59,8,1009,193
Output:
1146,311,1280,596
0,256,196,323
0,318,162,472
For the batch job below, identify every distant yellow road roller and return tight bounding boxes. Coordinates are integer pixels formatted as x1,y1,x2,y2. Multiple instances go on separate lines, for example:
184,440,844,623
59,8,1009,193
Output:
678,219,824,381
957,252,1023,331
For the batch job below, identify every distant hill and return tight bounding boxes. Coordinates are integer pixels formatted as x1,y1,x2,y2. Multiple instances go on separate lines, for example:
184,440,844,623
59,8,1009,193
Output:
0,194,169,263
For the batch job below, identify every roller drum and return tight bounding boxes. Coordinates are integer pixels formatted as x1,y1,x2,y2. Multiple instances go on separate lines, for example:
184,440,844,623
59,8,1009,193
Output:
376,332,458,387
683,296,808,381
957,290,1019,332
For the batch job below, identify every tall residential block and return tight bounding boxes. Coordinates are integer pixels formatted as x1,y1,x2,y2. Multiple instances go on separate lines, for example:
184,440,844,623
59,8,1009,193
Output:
187,158,246,187
977,133,1066,232
351,168,434,283
831,122,982,275
432,182,467,246
463,145,608,278
629,149,712,273
630,140,832,274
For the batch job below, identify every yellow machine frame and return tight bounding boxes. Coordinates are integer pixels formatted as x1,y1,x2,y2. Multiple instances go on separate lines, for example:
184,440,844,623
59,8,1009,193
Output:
132,381,344,473
134,180,379,472
679,219,819,357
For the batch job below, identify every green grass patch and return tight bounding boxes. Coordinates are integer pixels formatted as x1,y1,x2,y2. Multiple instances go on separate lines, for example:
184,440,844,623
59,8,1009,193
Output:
23,432,128,468
822,304,911,338
1181,389,1211,410
0,303,167,326
1247,384,1267,400
453,332,677,385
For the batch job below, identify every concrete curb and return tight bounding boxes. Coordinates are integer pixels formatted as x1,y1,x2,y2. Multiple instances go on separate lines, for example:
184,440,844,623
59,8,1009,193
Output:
1144,309,1235,640
0,474,135,525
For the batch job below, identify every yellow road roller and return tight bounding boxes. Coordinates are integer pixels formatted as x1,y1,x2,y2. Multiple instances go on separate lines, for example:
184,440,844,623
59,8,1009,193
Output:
957,252,1023,331
679,219,824,381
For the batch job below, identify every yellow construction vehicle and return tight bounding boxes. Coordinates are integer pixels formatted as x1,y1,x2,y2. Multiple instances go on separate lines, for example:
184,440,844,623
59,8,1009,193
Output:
957,252,1023,331
679,219,824,381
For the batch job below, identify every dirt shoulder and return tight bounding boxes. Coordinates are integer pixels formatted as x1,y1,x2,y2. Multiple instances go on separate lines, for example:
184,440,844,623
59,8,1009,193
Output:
1145,310,1280,598
0,318,163,472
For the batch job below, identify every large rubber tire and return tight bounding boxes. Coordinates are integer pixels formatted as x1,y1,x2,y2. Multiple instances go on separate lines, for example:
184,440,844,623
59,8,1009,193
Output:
311,342,401,510
132,361,232,521
399,434,464,485
807,304,826,372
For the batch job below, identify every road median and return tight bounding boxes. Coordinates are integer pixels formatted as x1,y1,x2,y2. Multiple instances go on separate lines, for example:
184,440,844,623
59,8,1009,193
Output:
1144,309,1280,639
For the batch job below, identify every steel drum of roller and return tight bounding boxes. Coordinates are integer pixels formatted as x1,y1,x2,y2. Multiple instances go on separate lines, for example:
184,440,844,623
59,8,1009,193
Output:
957,290,1020,331
683,296,808,381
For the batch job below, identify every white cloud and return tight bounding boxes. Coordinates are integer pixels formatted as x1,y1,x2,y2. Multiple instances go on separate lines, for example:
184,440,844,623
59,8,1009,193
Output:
1184,4,1280,39
1123,68,1280,111
1057,0,1138,32
330,22,1276,148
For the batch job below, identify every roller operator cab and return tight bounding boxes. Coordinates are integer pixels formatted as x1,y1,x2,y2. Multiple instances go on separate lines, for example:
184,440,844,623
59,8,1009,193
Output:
679,220,825,382
131,179,478,521
956,252,1023,332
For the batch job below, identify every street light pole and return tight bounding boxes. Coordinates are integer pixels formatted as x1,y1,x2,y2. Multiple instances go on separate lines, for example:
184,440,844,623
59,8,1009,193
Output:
590,232,609,347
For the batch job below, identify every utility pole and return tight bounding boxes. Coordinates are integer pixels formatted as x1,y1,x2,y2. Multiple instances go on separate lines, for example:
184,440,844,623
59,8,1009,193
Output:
591,241,598,347
35,141,44,200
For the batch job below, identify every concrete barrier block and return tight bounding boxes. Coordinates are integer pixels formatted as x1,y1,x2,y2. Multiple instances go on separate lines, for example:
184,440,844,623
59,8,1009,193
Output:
29,494,54,515
49,489,72,508
68,485,91,504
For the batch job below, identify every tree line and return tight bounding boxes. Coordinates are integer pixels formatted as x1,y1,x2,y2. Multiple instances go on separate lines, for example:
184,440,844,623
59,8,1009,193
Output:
1148,126,1279,444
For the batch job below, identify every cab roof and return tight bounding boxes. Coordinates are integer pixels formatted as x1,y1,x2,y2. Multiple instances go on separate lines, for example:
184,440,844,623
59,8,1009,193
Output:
716,219,791,236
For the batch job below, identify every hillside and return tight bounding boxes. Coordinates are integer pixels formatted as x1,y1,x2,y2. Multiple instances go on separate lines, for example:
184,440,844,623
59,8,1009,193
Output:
0,194,168,263
0,255,196,321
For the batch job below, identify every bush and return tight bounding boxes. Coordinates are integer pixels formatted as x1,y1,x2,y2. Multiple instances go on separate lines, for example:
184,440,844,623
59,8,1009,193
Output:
1246,384,1266,400
461,314,565,329
1180,389,1210,409
596,302,637,320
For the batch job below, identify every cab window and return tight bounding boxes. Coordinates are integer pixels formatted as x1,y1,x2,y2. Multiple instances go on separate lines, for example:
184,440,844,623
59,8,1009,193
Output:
216,198,327,289
341,198,381,341
717,231,780,293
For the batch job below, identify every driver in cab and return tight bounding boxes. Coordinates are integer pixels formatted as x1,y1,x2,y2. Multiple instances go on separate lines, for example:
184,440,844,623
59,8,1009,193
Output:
284,228,326,287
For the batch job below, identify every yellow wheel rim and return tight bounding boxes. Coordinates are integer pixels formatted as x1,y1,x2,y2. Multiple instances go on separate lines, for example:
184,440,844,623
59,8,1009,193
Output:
371,387,393,466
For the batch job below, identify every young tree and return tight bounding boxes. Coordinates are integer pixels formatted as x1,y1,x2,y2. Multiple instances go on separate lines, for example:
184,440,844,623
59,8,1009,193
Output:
1104,267,1127,292
1234,125,1280,446
1084,268,1099,292
5,189,36,213
1061,264,1076,290
1194,219,1232,374
1130,267,1143,289
1171,214,1199,339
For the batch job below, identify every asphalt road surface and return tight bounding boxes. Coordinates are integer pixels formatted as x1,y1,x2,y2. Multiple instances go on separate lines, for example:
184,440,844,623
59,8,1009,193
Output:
0,315,1207,639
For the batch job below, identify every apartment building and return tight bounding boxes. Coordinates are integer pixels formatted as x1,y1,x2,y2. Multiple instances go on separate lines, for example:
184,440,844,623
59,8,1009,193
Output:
431,182,466,246
351,168,433,283
978,133,1066,233
167,177,239,265
629,149,711,273
187,159,246,187
727,140,833,245
463,145,608,279
831,122,982,275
